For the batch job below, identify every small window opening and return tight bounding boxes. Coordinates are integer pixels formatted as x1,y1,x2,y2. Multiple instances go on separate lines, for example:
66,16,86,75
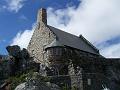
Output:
87,78,91,85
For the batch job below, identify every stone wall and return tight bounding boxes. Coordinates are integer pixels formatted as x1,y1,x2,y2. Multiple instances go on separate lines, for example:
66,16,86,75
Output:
27,9,112,90
27,8,56,64
27,23,56,64
44,46,101,89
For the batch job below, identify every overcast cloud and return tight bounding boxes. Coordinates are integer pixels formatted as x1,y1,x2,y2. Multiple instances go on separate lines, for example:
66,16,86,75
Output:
11,0,120,58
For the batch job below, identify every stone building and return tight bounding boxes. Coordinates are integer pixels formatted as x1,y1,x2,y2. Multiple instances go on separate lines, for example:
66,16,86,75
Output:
27,8,101,67
27,8,120,90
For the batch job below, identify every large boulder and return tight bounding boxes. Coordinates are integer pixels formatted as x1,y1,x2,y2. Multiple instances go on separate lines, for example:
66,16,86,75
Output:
15,82,60,90
15,82,26,90
6,45,35,75
6,45,21,58
15,72,61,90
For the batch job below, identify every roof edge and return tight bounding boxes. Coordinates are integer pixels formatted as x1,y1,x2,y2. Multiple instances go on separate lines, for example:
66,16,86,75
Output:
79,35,99,53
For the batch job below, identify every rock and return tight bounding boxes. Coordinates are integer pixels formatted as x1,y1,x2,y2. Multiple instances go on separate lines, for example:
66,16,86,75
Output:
46,82,61,90
21,48,30,59
15,81,60,90
15,72,61,90
15,82,26,90
6,45,35,76
6,45,21,58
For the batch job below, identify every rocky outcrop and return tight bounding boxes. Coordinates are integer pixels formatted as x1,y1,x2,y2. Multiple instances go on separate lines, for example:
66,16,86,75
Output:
15,82,60,90
15,72,60,90
15,82,26,90
0,45,40,89
6,45,40,76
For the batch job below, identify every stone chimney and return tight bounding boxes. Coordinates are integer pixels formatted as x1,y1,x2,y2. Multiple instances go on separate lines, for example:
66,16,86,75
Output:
37,8,47,25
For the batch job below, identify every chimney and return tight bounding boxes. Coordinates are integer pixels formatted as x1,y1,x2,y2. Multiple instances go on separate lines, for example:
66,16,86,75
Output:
37,8,47,25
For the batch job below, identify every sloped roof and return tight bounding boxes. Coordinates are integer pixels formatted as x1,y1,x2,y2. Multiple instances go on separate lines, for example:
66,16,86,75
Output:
45,39,64,49
47,25,99,55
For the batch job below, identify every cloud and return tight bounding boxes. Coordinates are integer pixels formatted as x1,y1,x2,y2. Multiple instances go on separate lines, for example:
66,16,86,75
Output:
19,15,27,20
11,0,120,57
47,0,120,57
48,0,120,44
2,0,26,12
10,23,36,48
100,43,120,58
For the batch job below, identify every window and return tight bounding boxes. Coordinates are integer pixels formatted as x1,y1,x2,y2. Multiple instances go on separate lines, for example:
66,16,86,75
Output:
56,48,62,55
87,78,91,85
31,50,35,55
47,47,63,56
49,32,50,38
46,50,49,55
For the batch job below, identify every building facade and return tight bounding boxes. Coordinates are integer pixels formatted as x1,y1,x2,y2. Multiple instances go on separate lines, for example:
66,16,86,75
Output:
27,8,118,90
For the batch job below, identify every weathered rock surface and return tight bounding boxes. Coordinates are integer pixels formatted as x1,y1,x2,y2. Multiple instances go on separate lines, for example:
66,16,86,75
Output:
15,82,26,90
15,72,60,90
5,45,40,76
15,82,60,90
6,45,21,58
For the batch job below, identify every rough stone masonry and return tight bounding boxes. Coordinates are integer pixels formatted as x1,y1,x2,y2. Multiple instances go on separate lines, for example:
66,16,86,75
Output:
27,8,120,90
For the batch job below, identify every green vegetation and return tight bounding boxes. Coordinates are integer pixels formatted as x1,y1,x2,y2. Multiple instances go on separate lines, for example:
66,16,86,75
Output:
62,84,69,90
3,68,78,90
7,69,51,90
7,69,34,90
8,73,26,89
